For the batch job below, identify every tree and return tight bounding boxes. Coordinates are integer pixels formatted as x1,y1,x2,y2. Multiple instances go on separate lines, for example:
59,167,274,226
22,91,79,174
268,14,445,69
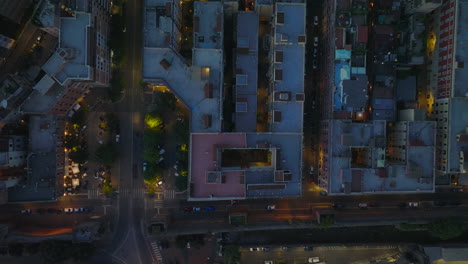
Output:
70,110,86,126
69,148,88,164
319,215,335,228
428,218,467,240
175,175,188,191
174,120,189,145
143,129,164,146
223,246,240,264
102,183,113,197
143,165,163,183
94,143,118,165
145,113,163,129
106,113,120,133
157,91,177,111
143,148,161,164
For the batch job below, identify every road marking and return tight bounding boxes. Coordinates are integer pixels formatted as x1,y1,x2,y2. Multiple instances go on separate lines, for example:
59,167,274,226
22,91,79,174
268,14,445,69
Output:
154,200,163,208
87,189,100,199
163,189,175,200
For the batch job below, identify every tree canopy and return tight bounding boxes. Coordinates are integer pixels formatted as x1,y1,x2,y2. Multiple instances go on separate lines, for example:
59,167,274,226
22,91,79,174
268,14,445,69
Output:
428,218,467,240
145,113,163,130
223,246,240,264
94,143,118,165
68,148,88,164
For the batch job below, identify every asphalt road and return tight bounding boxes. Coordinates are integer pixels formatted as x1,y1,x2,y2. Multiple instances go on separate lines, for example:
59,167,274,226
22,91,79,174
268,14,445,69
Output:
98,0,153,263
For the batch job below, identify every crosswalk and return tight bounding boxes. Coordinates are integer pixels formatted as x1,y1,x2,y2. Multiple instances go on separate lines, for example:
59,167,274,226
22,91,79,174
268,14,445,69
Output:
87,189,100,199
119,188,146,199
163,189,175,200
147,240,163,263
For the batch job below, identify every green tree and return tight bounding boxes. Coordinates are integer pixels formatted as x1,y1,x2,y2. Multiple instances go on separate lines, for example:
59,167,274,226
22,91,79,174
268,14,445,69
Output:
64,134,80,149
223,246,240,264
175,175,188,191
70,110,86,126
143,165,163,183
94,143,118,165
102,183,113,197
319,215,335,228
157,91,177,111
174,120,189,144
106,113,120,133
143,129,164,146
145,113,163,129
428,218,467,240
69,148,88,164
143,148,161,164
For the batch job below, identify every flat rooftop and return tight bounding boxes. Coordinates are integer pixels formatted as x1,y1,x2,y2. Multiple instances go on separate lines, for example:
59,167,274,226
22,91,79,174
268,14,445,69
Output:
448,98,468,172
235,11,259,132
42,12,91,85
328,120,434,194
144,0,179,48
271,2,306,133
193,1,223,49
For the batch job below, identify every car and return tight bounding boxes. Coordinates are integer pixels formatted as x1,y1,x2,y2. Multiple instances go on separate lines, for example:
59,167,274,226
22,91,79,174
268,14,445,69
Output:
434,200,447,206
332,203,344,209
115,134,120,143
267,205,276,211
264,261,273,264
84,207,94,212
314,37,318,47
319,191,328,196
143,162,148,172
309,257,320,263
398,202,407,208
304,246,313,251
314,16,319,26
263,247,270,252
310,167,314,175
358,203,368,209
230,200,239,205
282,246,290,251
313,60,318,69
192,207,201,212
63,208,74,213
73,208,81,213
21,209,32,214
94,171,99,178
205,206,215,211
408,202,419,208
249,247,262,251
182,207,193,213
451,188,464,192
47,208,57,214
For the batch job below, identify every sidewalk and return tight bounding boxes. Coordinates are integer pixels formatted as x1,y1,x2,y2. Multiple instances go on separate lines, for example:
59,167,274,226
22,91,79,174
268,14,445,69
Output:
160,234,223,264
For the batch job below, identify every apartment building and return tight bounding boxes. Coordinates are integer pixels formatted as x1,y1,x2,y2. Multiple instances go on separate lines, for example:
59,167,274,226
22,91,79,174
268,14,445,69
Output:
144,0,182,50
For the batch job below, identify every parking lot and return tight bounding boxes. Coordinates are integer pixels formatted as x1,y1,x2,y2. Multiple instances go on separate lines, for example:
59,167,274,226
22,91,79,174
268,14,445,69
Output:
240,245,401,264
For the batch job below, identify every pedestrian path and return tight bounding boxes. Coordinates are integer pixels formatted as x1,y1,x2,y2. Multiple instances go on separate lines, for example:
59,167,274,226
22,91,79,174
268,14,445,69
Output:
119,188,146,199
147,239,163,264
154,200,163,208
88,189,100,199
163,189,175,200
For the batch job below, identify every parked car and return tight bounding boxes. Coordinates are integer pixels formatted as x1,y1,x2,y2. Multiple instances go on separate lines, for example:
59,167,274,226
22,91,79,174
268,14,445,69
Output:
304,246,313,251
314,16,319,26
250,247,262,251
84,207,94,212
143,162,148,172
451,188,464,192
205,206,215,211
282,246,290,251
263,247,270,252
309,257,320,263
397,202,407,208
267,205,276,211
182,207,193,213
433,200,447,206
313,60,318,69
314,37,318,47
358,203,368,209
332,203,344,209
73,208,81,213
21,209,32,214
265,261,273,264
408,202,419,208
230,200,239,205
63,208,74,213
115,134,120,143
192,207,201,212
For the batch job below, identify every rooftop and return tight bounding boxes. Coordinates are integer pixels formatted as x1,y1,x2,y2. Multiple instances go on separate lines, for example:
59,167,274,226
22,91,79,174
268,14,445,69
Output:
342,74,368,112
271,2,306,133
453,1,468,97
42,12,91,85
235,11,259,132
193,1,223,49
144,0,179,48
448,98,468,172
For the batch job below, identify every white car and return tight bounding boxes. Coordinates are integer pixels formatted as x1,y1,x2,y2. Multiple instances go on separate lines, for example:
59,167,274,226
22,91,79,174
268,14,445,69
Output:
63,208,73,213
358,203,368,208
314,37,319,47
267,205,276,210
314,16,319,26
265,261,273,264
249,247,261,251
408,202,419,208
115,134,120,143
310,167,315,175
309,257,320,263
